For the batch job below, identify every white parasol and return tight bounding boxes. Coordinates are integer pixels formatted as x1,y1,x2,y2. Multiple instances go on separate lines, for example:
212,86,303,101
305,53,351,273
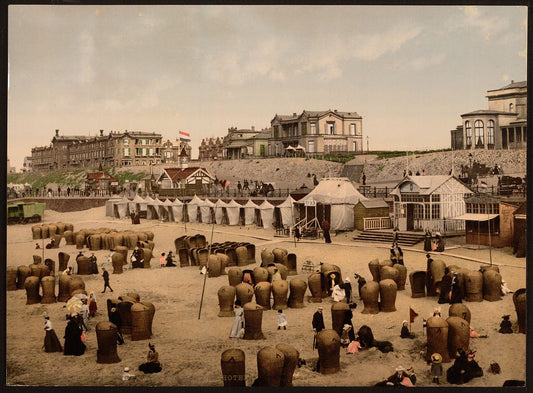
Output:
66,296,82,315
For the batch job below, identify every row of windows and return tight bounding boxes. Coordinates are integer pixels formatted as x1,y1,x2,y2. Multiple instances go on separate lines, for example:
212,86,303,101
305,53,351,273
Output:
274,122,358,138
466,203,500,214
465,120,495,147
123,138,162,145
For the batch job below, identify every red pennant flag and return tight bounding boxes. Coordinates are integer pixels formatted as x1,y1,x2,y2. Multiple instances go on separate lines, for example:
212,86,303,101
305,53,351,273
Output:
410,307,419,323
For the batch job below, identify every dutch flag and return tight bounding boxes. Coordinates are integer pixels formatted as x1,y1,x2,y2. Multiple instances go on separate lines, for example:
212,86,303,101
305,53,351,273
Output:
179,130,191,142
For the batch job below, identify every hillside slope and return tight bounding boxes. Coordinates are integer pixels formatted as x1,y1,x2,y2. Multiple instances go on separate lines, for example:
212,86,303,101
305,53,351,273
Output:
8,149,526,191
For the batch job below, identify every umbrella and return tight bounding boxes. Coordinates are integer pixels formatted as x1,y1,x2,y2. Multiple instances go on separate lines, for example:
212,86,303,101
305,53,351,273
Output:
73,293,88,301
66,296,82,315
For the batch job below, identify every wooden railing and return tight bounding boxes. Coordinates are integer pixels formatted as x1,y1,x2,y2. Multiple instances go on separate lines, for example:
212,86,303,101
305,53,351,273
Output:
363,217,392,230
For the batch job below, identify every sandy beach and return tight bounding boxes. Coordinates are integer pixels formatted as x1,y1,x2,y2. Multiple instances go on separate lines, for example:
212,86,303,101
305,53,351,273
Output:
6,206,526,387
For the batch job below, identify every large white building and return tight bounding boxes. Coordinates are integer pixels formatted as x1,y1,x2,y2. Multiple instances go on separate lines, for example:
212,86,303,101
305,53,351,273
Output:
451,80,527,150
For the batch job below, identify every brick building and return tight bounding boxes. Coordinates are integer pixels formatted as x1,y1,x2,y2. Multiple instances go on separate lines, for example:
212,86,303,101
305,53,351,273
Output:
31,129,191,172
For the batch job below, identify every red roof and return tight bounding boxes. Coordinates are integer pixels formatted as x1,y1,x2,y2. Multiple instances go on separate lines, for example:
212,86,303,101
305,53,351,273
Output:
87,172,117,182
164,167,211,181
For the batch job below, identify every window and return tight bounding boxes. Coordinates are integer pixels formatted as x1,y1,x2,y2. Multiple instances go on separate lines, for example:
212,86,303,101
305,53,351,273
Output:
308,140,315,153
474,120,484,148
301,122,307,136
509,103,514,112
431,203,440,219
273,126,279,138
465,121,472,147
310,123,317,135
487,120,495,146
124,138,129,145
352,141,357,151
516,127,522,142
326,122,335,135
350,124,356,135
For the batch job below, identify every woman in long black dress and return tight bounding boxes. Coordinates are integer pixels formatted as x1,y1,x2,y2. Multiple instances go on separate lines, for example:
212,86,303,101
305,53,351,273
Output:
43,314,63,353
63,314,86,356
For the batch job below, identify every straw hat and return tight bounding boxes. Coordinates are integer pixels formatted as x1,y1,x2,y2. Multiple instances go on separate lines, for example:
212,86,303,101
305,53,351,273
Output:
124,367,130,372
431,353,442,364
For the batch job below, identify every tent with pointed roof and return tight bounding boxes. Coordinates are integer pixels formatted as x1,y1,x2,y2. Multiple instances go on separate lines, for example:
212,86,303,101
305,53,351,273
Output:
159,199,173,221
128,193,147,215
113,196,131,219
171,198,184,222
256,200,275,229
275,195,296,227
199,198,215,224
186,195,203,223
106,197,122,217
147,198,163,220
296,177,368,231
225,200,242,226
242,199,258,225
213,199,228,225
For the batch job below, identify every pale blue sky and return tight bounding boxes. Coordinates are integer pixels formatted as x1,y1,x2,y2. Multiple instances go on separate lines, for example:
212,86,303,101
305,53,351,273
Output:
7,5,527,169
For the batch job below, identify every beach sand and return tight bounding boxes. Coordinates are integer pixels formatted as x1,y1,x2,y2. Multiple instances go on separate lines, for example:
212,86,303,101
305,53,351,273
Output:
6,206,526,387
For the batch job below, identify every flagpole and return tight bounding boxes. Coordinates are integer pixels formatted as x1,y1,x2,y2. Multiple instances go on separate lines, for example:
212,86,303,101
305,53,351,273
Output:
409,305,411,333
198,205,217,320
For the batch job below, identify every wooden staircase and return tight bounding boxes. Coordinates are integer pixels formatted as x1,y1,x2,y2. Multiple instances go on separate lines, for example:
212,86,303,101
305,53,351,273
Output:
353,230,425,246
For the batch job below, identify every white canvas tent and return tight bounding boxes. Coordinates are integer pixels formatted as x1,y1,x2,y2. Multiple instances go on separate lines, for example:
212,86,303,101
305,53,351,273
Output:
242,199,258,225
214,199,228,225
225,200,242,226
199,198,215,223
106,197,122,217
257,200,275,229
160,199,173,221
129,194,146,214
275,195,296,227
186,195,203,223
147,198,162,220
113,197,131,219
297,177,368,231
171,198,184,222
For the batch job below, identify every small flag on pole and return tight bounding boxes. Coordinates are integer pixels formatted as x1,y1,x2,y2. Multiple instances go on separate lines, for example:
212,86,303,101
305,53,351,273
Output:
410,307,419,323
179,130,191,142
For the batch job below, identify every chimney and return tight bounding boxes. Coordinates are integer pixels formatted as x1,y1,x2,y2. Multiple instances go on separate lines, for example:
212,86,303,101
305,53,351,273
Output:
293,113,297,116
100,129,104,136
55,129,59,136
334,109,338,112
251,126,255,131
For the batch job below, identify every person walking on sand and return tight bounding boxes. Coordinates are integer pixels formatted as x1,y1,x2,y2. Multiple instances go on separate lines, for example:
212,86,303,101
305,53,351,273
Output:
229,300,245,338
102,268,113,293
88,292,97,318
43,313,63,353
322,218,331,243
277,309,287,330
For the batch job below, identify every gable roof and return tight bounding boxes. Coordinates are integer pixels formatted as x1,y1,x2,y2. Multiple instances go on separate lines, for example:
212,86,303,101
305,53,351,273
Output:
488,80,527,91
391,175,471,196
87,172,117,182
159,167,214,182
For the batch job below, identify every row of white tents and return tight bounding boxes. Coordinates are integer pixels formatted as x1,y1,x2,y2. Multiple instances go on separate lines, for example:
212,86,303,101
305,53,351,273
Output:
105,194,298,229
106,178,370,231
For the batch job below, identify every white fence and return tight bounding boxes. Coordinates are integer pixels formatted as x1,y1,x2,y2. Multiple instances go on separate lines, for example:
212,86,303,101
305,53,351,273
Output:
363,217,392,230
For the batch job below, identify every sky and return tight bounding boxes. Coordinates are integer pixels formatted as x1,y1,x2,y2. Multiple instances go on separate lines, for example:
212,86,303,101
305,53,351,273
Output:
7,4,527,170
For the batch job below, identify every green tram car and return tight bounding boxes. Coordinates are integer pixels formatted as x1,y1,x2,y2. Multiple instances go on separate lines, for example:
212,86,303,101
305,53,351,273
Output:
7,201,45,224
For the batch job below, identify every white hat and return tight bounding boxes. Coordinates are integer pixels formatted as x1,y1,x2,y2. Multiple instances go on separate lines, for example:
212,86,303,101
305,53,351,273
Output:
124,367,130,372
395,366,405,372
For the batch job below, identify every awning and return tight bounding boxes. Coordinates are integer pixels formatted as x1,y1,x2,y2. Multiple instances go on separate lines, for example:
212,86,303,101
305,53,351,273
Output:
453,213,499,221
